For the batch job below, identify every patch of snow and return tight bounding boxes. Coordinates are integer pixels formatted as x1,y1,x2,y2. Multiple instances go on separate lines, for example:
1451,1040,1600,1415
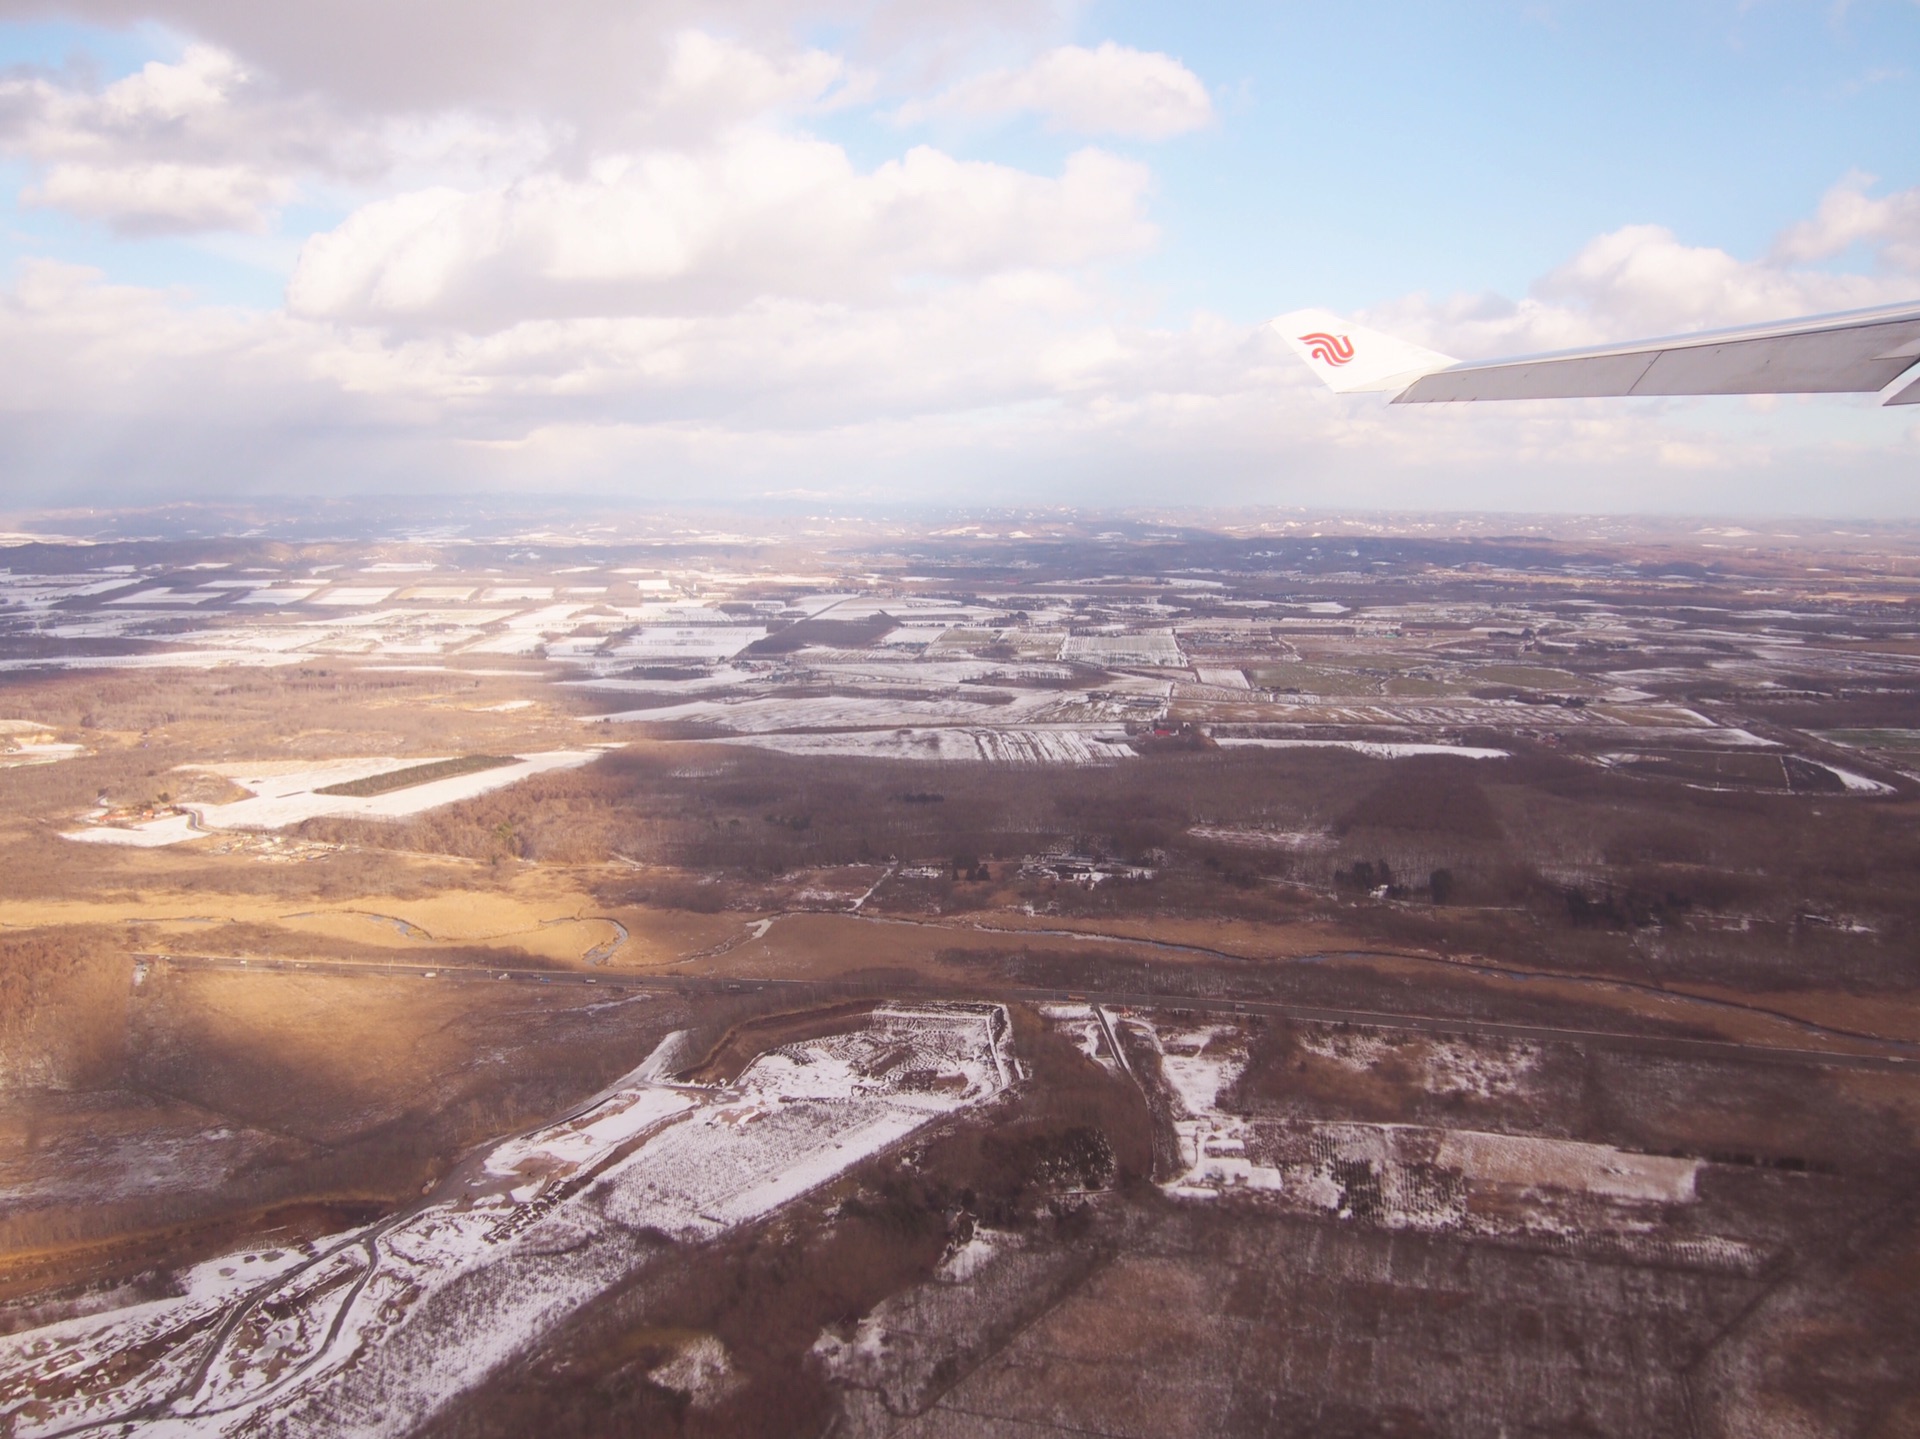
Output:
64,812,203,847
649,1336,738,1407
1036,1004,1120,1074
1192,667,1250,689
0,739,85,767
631,1030,695,1083
701,726,1136,766
1060,631,1185,666
1215,739,1509,760
1818,762,1896,795
1117,1013,1282,1198
0,1005,1014,1439
104,587,220,606
1436,1129,1698,1203
591,626,767,663
60,751,600,846
1186,825,1328,850
937,1227,1008,1283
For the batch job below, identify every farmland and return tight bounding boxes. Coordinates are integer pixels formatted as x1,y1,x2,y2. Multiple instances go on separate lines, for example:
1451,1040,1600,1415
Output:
1,511,1918,1435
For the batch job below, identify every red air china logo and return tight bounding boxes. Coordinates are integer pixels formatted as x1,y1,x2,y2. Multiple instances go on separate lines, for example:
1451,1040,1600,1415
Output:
1300,331,1355,366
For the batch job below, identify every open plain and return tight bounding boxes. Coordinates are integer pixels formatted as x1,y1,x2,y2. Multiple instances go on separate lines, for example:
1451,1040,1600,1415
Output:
1,512,1918,1436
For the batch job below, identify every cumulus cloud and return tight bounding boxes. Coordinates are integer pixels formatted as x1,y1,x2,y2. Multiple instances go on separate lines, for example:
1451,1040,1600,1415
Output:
0,0,1073,120
0,2,1908,514
0,26,865,234
3,46,257,230
0,42,373,232
1535,222,1911,331
649,29,854,131
4,195,1914,515
27,161,289,232
1361,200,1920,369
287,137,1153,326
1773,171,1920,272
903,42,1213,137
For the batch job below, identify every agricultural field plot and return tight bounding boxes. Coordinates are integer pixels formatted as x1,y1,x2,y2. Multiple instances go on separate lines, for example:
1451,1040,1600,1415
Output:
1593,747,1896,794
859,1198,1765,1438
1089,1010,1753,1261
1820,727,1920,782
700,726,1139,766
1059,632,1186,666
62,751,604,846
0,720,83,768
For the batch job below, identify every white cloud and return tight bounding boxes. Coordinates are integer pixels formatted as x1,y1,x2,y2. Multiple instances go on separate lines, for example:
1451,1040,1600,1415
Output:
27,160,292,233
0,4,1909,520
1773,171,1920,271
8,0,1075,121
3,223,1912,517
287,134,1154,326
1536,222,1910,332
1362,205,1920,367
0,43,350,232
651,29,855,131
0,27,860,235
904,42,1212,138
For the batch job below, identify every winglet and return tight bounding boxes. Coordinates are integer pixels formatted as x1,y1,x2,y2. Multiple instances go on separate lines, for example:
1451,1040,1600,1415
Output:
1273,309,1456,395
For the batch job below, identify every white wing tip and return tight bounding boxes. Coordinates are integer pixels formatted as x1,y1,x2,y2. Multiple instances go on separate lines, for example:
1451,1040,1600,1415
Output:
1273,310,1456,395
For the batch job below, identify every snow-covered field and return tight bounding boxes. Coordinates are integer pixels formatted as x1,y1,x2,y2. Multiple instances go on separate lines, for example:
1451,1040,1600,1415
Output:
600,690,1066,732
1817,762,1896,794
595,625,768,662
1060,632,1184,666
1592,748,1896,794
1297,1029,1541,1102
63,751,604,847
1213,738,1511,760
1185,825,1329,850
1,559,1876,784
0,1004,1014,1439
0,722,83,767
104,587,220,606
1079,1010,1743,1266
701,726,1137,766
1034,1004,1124,1075
1107,1013,1282,1197
1192,667,1250,689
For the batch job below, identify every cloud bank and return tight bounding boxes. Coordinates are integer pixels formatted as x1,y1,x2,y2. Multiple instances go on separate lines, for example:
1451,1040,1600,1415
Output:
0,4,1913,512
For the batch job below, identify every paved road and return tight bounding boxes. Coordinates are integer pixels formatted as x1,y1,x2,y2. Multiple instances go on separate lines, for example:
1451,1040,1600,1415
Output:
136,951,1920,1074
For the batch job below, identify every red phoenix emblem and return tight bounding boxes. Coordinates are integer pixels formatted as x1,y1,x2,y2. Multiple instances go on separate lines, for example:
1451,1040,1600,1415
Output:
1299,331,1355,366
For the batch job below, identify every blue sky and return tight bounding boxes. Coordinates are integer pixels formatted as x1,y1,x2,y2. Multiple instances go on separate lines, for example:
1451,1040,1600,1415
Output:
1127,2,1919,312
0,0,1915,512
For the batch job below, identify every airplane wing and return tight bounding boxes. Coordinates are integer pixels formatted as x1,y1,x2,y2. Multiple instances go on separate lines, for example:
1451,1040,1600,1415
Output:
1273,301,1920,405
1274,308,1458,394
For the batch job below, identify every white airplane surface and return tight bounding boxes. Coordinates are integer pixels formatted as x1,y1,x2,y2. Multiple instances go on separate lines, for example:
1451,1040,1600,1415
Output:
1277,300,1920,405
